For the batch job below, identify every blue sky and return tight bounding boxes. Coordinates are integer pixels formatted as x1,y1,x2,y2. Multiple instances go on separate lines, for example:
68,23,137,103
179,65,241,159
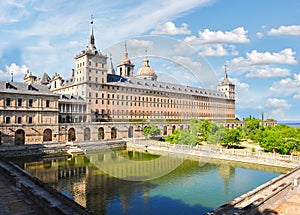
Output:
0,0,300,121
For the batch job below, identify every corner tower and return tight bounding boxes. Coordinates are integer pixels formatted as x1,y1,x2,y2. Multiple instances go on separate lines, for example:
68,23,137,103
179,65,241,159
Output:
217,65,235,100
74,16,108,90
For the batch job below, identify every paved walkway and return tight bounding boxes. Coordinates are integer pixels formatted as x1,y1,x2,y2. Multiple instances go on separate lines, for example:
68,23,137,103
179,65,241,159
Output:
0,171,41,215
272,185,300,215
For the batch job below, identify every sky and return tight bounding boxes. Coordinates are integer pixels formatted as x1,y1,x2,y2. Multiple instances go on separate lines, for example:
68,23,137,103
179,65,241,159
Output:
0,0,300,121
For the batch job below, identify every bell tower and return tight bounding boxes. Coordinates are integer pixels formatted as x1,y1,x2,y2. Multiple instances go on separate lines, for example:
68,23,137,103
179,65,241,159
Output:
217,65,235,100
117,43,135,77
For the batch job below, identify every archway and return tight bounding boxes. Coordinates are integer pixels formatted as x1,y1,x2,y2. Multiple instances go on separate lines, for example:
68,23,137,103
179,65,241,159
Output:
43,129,52,142
98,127,104,140
84,127,91,141
15,129,25,145
172,125,176,134
111,127,117,139
128,126,133,138
163,126,167,135
68,128,76,141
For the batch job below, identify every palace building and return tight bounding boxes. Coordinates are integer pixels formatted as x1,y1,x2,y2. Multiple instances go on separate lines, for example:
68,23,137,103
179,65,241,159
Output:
49,19,235,123
0,19,235,145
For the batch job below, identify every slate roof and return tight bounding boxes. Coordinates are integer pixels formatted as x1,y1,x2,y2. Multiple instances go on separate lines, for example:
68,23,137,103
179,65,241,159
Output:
106,74,227,99
0,81,58,97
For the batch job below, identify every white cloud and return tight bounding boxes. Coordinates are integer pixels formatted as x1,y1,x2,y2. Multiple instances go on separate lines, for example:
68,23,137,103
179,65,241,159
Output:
229,78,249,91
268,25,300,36
151,21,191,35
264,98,290,118
0,0,30,23
256,32,264,39
229,48,297,67
184,27,249,45
127,39,154,50
198,44,238,56
246,67,290,78
0,63,29,82
172,56,202,72
270,73,300,98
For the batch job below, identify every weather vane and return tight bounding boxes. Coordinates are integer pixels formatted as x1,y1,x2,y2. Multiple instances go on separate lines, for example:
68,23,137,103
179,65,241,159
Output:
91,14,94,24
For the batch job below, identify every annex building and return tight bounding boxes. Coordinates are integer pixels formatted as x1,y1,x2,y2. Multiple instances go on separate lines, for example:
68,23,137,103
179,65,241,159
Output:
0,20,235,145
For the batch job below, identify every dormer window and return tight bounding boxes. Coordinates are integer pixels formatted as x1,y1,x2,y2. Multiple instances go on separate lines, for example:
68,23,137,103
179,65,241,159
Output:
28,85,38,91
5,82,17,90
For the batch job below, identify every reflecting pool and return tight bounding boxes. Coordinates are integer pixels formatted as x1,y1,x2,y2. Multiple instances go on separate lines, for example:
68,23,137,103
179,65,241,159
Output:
12,147,288,215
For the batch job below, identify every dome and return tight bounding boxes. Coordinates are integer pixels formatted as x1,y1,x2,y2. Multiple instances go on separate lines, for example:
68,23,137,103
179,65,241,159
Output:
136,55,157,81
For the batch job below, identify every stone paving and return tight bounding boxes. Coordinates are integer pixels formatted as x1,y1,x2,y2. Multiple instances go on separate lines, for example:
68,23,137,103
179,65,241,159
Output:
273,185,300,215
0,171,41,215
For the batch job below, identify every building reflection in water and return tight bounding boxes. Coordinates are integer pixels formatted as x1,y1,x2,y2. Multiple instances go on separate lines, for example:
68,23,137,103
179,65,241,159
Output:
20,148,286,215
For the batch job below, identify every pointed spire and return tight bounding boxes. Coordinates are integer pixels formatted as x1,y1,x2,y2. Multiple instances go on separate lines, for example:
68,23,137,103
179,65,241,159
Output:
143,49,150,67
221,64,232,85
110,53,115,75
224,64,228,80
87,14,97,53
121,42,130,64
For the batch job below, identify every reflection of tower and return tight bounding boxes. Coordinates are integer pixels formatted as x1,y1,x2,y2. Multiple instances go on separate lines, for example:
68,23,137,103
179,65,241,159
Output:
217,164,235,200
72,169,88,208
142,183,150,208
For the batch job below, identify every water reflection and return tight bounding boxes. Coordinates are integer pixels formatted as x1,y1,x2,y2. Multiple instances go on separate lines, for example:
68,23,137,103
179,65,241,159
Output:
13,148,288,215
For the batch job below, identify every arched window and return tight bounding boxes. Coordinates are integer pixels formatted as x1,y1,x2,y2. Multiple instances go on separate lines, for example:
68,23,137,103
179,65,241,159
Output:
128,126,133,138
68,128,76,141
15,129,25,145
84,127,91,141
43,129,52,142
98,127,104,140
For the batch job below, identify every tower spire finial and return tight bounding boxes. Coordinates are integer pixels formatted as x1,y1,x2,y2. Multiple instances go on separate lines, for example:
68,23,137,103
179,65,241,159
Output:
91,14,94,24
224,64,228,79
11,70,13,82
87,14,97,53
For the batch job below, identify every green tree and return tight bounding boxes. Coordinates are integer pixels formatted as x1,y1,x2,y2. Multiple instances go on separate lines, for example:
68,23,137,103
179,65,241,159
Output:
199,120,217,141
177,128,198,146
143,126,151,136
165,129,180,144
149,126,161,137
243,118,261,140
207,125,227,144
221,128,243,148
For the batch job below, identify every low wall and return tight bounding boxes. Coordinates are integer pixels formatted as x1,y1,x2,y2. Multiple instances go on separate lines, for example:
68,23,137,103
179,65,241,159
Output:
0,156,92,215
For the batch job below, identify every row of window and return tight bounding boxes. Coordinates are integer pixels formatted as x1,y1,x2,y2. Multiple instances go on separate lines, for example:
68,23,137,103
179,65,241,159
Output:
5,98,51,108
5,116,33,124
76,61,105,69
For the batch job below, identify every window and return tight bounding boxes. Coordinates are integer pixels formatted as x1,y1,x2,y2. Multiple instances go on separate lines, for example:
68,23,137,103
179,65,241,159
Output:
6,98,11,106
28,117,33,124
28,99,33,107
17,98,22,107
46,100,50,107
17,117,22,124
5,117,11,124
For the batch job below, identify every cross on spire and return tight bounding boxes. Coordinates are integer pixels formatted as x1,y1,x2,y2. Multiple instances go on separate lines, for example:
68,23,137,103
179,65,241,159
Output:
91,14,94,24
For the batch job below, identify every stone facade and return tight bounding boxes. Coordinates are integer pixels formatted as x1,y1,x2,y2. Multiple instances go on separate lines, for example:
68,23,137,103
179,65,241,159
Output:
0,81,59,145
